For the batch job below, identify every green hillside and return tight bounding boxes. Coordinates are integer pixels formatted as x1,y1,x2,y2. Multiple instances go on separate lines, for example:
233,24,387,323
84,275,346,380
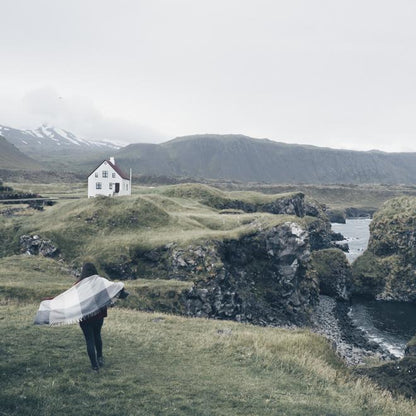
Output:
114,134,416,184
0,136,42,171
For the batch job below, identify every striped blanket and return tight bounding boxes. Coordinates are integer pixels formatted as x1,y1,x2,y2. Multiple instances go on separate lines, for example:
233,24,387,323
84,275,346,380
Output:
34,275,124,326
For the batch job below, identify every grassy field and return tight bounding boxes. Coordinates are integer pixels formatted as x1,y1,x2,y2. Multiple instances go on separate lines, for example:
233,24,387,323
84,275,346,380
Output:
2,256,416,415
6,182,87,199
8,180,416,211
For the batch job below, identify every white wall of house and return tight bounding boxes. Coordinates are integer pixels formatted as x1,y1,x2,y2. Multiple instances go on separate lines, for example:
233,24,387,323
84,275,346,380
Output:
88,160,131,197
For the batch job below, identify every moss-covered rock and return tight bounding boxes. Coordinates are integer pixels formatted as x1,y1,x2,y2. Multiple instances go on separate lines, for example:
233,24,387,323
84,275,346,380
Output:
405,335,416,357
352,197,416,300
355,357,416,399
351,251,387,297
326,209,346,224
311,248,352,300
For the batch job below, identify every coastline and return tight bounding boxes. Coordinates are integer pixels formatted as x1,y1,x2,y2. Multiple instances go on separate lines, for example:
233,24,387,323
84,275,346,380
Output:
312,295,396,365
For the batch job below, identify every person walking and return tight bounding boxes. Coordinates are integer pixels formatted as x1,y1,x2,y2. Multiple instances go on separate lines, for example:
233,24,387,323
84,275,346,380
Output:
34,261,129,371
77,262,107,371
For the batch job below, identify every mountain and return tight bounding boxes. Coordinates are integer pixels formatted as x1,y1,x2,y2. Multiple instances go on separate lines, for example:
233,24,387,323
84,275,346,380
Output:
0,135,42,170
114,134,416,184
0,124,120,159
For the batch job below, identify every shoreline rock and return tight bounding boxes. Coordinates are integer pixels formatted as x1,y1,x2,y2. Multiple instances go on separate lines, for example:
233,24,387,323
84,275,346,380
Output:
312,295,395,365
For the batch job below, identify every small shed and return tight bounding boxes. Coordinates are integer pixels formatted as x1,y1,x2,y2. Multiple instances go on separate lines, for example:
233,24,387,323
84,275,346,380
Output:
88,157,131,198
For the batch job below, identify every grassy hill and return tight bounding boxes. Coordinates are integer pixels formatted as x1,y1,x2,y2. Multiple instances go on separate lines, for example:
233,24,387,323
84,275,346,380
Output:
3,185,309,269
114,134,416,185
1,256,416,416
0,136,42,171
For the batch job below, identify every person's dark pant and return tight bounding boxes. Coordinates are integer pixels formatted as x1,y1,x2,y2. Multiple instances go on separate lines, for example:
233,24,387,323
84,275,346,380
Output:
80,318,104,369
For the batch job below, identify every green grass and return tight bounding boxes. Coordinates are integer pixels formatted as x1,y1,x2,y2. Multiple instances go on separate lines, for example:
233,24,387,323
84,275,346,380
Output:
2,297,416,415
6,182,87,199
0,256,193,314
7,180,416,212
156,183,299,208
0,256,75,301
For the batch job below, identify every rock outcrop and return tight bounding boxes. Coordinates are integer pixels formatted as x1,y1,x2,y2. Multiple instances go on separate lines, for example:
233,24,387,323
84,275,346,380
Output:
345,207,375,219
19,235,59,257
99,192,339,325
405,336,416,357
311,249,352,300
352,197,416,300
327,209,347,224
183,222,318,326
124,221,320,326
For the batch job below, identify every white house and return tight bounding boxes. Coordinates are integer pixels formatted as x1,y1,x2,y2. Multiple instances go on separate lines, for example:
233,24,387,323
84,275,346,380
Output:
88,157,131,197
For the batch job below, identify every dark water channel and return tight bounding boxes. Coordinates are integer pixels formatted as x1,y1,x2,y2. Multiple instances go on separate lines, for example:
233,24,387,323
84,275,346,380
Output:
331,219,416,357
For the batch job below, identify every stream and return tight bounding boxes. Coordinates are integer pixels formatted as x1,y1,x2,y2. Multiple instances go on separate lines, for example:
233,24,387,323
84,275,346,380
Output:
331,219,416,358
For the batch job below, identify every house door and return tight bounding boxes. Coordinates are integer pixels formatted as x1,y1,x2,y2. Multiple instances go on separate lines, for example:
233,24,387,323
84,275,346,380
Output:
115,183,120,193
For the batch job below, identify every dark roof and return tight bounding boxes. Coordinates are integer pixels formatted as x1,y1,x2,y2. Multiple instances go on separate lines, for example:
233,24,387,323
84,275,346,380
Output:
88,160,130,180
107,160,130,179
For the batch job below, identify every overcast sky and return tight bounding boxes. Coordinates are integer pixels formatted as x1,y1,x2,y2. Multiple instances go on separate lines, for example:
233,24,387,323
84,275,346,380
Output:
0,0,415,151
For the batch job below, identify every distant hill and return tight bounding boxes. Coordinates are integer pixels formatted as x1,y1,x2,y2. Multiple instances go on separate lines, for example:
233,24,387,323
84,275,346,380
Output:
0,136,42,171
115,134,416,184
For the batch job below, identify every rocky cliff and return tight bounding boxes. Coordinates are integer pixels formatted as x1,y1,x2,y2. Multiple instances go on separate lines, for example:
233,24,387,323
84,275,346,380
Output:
182,222,318,325
107,194,337,325
106,218,323,325
352,197,416,300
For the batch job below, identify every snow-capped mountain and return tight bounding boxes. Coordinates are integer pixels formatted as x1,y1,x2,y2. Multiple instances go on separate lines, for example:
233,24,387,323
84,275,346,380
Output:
0,124,121,156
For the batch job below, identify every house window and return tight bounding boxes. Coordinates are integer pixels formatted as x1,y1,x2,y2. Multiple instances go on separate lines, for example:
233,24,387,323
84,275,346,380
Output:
95,172,98,178
102,171,108,178
109,183,113,190
96,182,102,190
126,183,129,191
112,172,116,178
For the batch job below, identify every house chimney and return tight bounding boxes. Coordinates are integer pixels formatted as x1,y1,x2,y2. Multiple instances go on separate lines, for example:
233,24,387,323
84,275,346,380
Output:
110,157,115,165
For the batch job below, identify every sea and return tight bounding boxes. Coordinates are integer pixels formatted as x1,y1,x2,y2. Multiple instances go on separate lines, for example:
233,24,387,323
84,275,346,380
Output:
331,218,416,358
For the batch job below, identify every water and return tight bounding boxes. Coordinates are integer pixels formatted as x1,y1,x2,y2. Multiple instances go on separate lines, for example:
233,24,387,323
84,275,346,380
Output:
331,218,371,263
350,299,416,357
331,218,416,357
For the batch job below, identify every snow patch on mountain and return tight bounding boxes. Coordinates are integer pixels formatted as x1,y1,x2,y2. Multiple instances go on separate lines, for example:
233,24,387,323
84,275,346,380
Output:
0,124,121,152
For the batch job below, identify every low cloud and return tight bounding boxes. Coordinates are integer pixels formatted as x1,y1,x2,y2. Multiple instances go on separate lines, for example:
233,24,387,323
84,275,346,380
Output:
1,86,166,144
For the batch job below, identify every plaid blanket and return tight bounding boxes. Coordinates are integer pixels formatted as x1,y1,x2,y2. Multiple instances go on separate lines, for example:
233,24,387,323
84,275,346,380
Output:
34,275,124,326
